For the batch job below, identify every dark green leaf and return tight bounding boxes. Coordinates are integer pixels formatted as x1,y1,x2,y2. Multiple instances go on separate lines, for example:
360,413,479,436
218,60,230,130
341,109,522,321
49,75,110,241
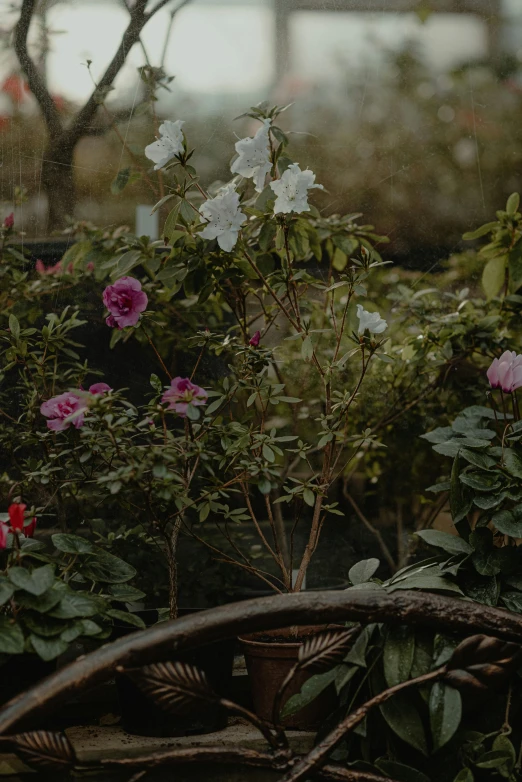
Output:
80,550,136,584
491,509,522,537
9,565,55,596
0,576,14,606
0,617,24,654
9,314,20,341
49,591,107,619
379,689,428,755
280,667,338,719
429,681,462,751
375,759,430,782
384,625,415,687
415,530,473,556
30,634,69,661
503,449,522,479
348,558,380,585
107,609,146,629
109,584,147,602
52,534,93,555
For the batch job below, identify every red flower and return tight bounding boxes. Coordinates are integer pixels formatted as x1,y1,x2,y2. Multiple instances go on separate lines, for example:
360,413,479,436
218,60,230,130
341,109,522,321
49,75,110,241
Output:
249,330,261,347
24,517,37,538
0,522,8,550
8,503,26,532
3,213,14,230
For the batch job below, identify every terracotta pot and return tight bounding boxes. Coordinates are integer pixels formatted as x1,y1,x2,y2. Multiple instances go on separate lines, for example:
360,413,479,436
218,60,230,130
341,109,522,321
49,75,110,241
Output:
240,626,338,730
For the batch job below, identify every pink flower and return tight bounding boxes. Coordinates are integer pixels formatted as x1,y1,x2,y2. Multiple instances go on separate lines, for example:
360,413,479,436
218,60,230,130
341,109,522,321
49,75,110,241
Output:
103,277,148,329
36,259,63,275
8,503,25,532
86,262,95,272
249,330,261,347
3,212,14,229
89,382,112,395
24,517,37,538
487,350,522,393
40,392,87,431
0,522,8,550
161,377,208,417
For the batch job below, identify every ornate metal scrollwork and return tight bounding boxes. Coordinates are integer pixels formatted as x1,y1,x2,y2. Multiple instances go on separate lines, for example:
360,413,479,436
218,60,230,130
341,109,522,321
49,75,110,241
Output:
3,730,75,770
0,592,522,781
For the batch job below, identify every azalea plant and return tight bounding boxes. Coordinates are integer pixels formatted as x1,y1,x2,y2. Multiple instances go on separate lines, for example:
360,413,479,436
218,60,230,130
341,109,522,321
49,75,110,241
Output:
130,102,393,595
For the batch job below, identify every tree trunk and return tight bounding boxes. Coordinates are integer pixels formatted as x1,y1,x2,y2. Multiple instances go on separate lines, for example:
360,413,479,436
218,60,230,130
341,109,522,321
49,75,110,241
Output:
41,134,77,232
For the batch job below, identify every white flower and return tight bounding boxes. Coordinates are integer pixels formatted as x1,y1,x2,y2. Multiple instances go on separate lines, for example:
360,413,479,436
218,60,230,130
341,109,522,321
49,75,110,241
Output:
270,163,324,215
200,184,247,252
144,120,185,170
356,304,387,335
230,119,272,193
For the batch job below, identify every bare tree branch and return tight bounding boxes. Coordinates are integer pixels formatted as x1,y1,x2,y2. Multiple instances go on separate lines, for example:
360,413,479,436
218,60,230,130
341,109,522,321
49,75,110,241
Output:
14,0,62,135
68,0,190,147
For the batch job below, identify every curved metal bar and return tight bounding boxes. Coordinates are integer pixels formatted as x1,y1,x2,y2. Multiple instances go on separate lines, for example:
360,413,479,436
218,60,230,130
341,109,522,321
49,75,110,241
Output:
100,746,397,782
1,590,521,733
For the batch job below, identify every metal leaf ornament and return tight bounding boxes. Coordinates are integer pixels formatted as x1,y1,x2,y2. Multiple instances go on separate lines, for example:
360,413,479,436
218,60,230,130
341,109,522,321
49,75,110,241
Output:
444,634,522,695
297,627,359,672
132,660,219,714
10,731,75,770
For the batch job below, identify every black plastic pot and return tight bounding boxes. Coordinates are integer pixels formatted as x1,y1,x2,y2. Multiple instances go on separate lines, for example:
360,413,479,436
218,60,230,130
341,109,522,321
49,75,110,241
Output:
113,608,235,737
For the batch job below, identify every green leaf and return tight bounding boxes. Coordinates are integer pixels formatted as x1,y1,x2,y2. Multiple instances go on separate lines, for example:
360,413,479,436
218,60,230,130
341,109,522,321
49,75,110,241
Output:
506,192,520,215
0,617,24,654
475,750,516,769
492,733,516,772
49,590,107,619
415,530,473,556
482,256,506,299
109,584,146,602
280,667,338,719
111,167,131,195
0,576,14,606
22,612,66,637
109,249,143,280
470,528,500,576
429,681,462,751
462,222,497,240
349,558,380,585
52,533,93,555
262,443,275,462
9,314,20,341
9,565,55,596
384,625,415,687
16,586,64,613
503,449,522,479
375,760,430,782
107,609,146,629
150,373,163,393
450,455,469,524
491,509,522,537
30,634,68,661
151,193,176,214
508,241,522,292
80,550,137,584
301,336,314,362
379,689,428,755
303,488,315,507
163,204,181,243
453,768,474,782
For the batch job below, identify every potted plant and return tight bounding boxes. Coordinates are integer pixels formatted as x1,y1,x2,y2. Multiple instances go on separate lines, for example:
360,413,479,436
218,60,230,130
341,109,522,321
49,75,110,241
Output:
131,102,394,726
0,501,142,708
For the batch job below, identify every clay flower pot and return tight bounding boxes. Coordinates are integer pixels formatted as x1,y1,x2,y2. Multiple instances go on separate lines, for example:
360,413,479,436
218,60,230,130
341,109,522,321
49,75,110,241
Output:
240,626,338,731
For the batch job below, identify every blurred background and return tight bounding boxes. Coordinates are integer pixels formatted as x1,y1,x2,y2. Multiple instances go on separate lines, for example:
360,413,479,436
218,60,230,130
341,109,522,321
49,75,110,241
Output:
1,0,522,263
